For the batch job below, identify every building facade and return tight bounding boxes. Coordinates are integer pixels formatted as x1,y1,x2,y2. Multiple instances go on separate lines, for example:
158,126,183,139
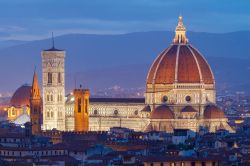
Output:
65,97,150,131
63,16,233,133
42,46,66,131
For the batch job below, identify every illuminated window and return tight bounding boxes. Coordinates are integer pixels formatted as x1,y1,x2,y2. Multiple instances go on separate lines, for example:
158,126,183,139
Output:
170,163,176,166
11,109,16,116
181,162,185,166
48,72,52,84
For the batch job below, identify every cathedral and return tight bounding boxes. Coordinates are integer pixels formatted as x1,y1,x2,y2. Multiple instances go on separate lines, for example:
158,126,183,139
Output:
7,16,234,133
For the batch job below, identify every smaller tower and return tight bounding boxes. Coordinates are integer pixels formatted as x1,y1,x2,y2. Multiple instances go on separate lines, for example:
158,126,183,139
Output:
73,88,90,132
30,71,42,135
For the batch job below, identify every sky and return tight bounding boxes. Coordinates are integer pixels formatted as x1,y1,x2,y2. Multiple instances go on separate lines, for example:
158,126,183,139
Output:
0,0,250,40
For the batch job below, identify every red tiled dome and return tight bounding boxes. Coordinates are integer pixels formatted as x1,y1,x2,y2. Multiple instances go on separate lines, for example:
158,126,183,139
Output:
181,106,197,112
150,105,174,119
147,44,214,85
10,85,31,107
204,105,225,119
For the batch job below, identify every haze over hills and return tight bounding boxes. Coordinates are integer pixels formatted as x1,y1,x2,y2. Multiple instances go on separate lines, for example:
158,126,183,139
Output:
0,31,249,96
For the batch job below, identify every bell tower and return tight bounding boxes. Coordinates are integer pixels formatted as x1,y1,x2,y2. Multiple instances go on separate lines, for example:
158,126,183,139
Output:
42,34,66,131
30,71,42,135
73,88,90,132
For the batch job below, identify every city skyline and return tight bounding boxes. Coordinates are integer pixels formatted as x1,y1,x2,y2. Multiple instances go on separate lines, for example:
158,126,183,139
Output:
0,1,249,166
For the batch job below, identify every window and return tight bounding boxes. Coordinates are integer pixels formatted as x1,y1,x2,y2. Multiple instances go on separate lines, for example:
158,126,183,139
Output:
58,73,61,83
170,163,176,166
202,162,206,166
51,112,54,118
185,96,191,102
114,110,118,115
47,95,50,101
11,109,16,116
34,108,37,114
212,162,216,166
134,110,138,115
160,163,164,166
78,98,81,113
181,162,185,166
191,162,195,166
51,95,53,102
48,72,52,84
162,96,168,102
47,112,50,118
150,163,154,166
85,99,88,113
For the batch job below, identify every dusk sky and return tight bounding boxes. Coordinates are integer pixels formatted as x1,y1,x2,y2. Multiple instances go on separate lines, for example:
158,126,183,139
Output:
0,0,250,40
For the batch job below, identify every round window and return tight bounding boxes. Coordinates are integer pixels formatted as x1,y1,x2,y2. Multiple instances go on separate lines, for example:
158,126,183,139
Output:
162,96,168,102
185,96,191,102
114,110,118,115
134,110,138,115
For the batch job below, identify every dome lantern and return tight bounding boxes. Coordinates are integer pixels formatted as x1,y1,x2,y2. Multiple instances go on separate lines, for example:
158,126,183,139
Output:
173,16,188,44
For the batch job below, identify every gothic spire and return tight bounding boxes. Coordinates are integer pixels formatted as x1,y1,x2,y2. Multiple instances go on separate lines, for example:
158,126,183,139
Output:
31,70,40,99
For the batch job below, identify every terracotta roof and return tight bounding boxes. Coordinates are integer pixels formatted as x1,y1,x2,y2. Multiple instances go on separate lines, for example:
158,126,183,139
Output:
150,105,174,119
141,105,151,112
147,44,214,84
10,85,31,107
204,105,225,119
181,106,197,112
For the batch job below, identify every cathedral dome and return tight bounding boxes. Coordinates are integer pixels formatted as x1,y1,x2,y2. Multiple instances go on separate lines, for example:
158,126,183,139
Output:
10,85,31,107
204,105,225,119
147,16,214,85
150,105,174,119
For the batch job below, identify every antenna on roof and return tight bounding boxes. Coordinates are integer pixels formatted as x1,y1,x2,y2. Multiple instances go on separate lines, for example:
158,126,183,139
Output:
52,32,55,48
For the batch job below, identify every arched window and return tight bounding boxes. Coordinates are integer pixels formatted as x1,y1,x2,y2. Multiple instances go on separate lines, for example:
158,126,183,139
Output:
58,73,61,84
47,112,50,118
78,98,81,113
48,72,52,84
51,112,54,118
85,99,88,113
